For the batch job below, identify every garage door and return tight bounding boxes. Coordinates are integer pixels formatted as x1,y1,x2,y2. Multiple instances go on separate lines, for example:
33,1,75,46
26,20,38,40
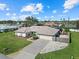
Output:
22,33,26,37
38,35,52,40
15,33,22,36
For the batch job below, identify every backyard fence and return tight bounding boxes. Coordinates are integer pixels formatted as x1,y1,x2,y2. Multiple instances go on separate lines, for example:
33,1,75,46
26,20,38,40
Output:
52,33,69,43
52,37,69,43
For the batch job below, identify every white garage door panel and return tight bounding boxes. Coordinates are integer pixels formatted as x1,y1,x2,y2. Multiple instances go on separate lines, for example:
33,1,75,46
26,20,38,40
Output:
38,35,52,40
16,33,22,36
22,33,26,37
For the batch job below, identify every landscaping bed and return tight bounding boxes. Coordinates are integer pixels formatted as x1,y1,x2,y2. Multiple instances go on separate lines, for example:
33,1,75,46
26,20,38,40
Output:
0,32,31,55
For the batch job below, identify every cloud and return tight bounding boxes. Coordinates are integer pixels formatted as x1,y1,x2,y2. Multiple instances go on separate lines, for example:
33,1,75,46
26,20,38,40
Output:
44,16,48,18
6,13,17,16
21,3,43,14
11,16,17,20
63,0,79,10
32,11,39,14
21,4,35,12
51,16,54,18
52,10,57,14
6,14,30,20
6,8,10,11
63,10,69,13
0,3,7,10
36,3,43,12
6,13,10,16
37,17,41,19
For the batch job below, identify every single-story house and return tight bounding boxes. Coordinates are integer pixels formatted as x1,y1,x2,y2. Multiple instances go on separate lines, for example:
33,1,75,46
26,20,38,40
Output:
15,26,59,40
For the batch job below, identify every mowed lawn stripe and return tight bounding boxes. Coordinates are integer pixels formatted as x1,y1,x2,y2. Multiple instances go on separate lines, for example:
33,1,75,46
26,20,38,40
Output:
0,32,31,55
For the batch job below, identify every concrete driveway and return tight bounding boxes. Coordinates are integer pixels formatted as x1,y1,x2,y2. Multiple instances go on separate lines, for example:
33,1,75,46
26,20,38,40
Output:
9,39,49,59
8,38,68,59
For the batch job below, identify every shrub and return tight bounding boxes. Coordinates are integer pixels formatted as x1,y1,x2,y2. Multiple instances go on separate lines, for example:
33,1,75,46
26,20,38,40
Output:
64,28,70,32
31,32,39,40
33,36,39,40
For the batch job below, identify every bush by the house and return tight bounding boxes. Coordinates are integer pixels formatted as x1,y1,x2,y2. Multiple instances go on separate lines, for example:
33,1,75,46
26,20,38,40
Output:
64,28,70,32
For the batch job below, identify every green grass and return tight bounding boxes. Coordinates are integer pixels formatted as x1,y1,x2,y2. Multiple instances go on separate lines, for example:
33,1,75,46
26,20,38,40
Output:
0,32,31,55
36,32,79,59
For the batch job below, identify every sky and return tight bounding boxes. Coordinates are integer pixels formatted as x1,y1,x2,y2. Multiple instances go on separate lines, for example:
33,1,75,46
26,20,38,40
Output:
0,0,79,21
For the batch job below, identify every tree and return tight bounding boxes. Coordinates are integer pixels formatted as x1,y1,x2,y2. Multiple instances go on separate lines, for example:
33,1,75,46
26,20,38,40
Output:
76,20,79,29
60,18,65,28
25,16,38,27
7,20,14,25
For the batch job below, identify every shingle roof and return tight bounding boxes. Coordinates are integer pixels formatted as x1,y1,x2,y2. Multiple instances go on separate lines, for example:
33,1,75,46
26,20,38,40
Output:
30,26,59,35
15,26,59,35
15,27,31,33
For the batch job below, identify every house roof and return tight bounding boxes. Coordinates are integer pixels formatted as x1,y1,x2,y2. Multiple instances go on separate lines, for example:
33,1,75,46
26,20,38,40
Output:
15,26,59,36
30,26,59,36
15,27,31,33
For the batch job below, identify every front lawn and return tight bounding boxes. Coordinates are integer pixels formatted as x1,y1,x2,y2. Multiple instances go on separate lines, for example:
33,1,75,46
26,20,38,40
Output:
36,32,79,59
0,32,31,55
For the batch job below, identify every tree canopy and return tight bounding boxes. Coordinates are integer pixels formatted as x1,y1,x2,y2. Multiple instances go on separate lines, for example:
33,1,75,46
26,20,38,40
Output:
24,16,39,27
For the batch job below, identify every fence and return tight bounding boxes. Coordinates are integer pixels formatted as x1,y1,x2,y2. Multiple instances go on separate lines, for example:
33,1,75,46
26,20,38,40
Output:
52,34,69,43
52,37,69,43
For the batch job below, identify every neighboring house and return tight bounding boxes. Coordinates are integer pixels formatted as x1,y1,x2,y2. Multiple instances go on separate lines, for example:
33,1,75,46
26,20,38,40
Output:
0,24,20,32
44,22,58,27
65,24,76,29
69,29,79,32
15,26,59,40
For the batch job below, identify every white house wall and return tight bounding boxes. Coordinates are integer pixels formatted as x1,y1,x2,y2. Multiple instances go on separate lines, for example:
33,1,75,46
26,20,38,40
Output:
15,33,22,37
15,33,26,37
37,35,52,40
21,33,26,37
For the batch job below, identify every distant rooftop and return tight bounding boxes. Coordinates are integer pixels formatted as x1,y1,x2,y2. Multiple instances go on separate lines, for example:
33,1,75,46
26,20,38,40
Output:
0,24,20,30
